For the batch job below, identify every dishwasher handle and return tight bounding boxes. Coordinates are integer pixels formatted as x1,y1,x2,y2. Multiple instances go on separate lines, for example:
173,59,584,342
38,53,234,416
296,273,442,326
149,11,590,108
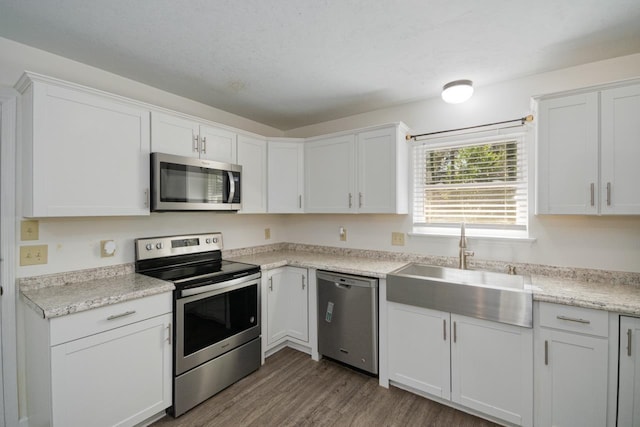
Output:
334,282,352,290
317,271,378,288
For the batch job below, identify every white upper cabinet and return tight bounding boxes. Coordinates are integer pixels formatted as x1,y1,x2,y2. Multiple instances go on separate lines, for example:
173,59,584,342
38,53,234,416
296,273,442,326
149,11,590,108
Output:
357,126,408,214
305,133,356,213
305,123,408,214
151,111,237,163
237,134,267,213
537,81,640,215
18,73,151,217
267,139,304,213
600,84,640,214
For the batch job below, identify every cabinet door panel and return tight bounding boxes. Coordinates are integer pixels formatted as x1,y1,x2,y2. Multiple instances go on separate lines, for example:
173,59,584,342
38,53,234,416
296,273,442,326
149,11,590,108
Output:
31,83,151,216
618,316,640,426
268,141,304,213
150,111,199,157
50,314,171,427
285,268,308,342
601,84,640,214
537,329,608,427
537,93,599,214
199,125,237,163
237,134,267,213
451,315,532,426
357,127,396,213
266,269,289,345
305,135,356,213
387,303,450,398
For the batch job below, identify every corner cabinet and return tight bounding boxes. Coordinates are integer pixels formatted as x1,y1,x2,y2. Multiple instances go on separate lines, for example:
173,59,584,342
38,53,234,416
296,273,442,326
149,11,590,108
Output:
237,134,268,213
264,267,309,349
267,139,305,213
534,302,610,427
536,82,640,215
17,73,151,217
304,123,408,214
23,292,173,427
387,302,533,426
150,111,237,164
618,316,640,426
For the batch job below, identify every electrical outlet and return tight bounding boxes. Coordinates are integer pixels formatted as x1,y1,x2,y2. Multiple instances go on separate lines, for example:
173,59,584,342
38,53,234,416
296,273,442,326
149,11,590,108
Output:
20,245,48,266
339,226,347,241
391,232,405,246
21,220,39,241
100,240,117,257
264,228,271,240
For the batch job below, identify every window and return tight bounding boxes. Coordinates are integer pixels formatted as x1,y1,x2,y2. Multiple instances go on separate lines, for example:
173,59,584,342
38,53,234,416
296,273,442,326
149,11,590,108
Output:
412,133,528,237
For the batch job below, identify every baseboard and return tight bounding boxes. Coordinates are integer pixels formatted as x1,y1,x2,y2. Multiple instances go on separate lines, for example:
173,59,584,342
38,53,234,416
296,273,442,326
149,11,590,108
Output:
134,410,167,427
265,340,312,359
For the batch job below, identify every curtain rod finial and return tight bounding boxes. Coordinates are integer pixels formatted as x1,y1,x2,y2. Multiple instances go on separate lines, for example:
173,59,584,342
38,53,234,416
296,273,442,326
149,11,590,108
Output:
406,134,413,141
525,114,534,123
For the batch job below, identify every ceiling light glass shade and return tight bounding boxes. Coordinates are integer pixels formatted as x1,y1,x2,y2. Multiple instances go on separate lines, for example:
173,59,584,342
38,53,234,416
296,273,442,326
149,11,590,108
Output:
441,80,474,104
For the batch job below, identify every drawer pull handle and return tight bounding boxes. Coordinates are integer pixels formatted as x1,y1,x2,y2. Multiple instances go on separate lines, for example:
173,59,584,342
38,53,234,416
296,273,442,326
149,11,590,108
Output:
556,315,591,324
106,310,136,321
453,321,457,343
443,319,447,341
628,329,633,357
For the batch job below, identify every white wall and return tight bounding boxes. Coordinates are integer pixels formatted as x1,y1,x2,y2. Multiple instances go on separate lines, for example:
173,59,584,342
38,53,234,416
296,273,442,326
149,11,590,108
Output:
284,54,640,273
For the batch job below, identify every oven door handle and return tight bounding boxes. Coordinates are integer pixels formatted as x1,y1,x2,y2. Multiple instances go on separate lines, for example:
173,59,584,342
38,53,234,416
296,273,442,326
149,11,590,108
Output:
180,272,261,298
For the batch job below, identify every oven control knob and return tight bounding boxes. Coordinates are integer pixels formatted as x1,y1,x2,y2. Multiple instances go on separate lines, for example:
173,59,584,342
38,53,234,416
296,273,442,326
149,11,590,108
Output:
156,243,163,249
213,238,218,243
145,243,153,251
206,238,211,244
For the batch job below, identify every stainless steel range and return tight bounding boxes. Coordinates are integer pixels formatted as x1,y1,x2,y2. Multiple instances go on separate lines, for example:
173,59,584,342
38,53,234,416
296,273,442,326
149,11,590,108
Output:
135,233,261,417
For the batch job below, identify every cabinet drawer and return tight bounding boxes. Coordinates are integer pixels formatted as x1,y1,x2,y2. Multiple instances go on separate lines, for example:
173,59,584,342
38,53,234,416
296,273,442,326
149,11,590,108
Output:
539,302,608,337
50,292,172,346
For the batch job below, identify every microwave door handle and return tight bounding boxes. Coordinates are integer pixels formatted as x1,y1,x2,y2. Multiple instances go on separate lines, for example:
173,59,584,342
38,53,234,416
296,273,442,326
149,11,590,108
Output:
227,171,236,203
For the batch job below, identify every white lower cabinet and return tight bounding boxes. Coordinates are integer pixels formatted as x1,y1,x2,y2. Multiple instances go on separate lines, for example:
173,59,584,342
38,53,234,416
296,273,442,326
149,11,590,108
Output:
24,292,173,427
265,267,309,347
534,302,610,427
387,302,533,426
618,316,640,426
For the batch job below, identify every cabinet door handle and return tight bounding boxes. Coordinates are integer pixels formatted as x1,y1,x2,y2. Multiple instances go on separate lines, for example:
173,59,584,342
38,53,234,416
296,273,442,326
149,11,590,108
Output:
443,319,447,341
359,192,363,208
269,277,273,291
545,340,549,365
556,315,591,324
606,182,611,206
144,188,149,208
628,329,633,357
348,193,353,208
590,183,595,206
193,134,199,153
201,136,207,154
299,195,302,209
106,310,136,321
453,321,457,343
301,275,306,290
166,323,172,345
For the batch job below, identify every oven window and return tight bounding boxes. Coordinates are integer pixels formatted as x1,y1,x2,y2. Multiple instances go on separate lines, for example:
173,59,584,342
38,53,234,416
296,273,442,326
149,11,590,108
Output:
183,284,257,356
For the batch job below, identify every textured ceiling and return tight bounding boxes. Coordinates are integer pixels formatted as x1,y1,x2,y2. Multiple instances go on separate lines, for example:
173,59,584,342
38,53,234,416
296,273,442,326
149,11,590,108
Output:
1,0,640,130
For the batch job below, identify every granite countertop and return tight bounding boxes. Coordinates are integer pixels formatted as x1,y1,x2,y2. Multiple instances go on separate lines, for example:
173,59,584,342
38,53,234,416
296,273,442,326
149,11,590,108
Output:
21,272,174,319
228,249,640,317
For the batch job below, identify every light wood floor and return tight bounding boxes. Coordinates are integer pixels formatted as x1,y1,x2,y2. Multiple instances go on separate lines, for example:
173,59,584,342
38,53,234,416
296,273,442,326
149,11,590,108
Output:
152,347,499,427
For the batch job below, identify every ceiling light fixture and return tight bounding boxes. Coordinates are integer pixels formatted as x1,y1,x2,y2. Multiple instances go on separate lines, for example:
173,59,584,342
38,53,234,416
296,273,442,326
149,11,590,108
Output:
441,79,474,104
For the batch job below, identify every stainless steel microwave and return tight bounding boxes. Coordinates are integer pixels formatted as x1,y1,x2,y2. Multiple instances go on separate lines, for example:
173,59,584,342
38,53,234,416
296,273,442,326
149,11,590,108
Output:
151,152,241,211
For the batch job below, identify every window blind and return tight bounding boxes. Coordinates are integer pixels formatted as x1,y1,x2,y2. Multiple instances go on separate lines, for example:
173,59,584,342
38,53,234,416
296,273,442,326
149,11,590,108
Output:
413,136,527,229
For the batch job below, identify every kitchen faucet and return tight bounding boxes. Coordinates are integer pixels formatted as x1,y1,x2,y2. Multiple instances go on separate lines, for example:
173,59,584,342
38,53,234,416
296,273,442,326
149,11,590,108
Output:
458,223,474,269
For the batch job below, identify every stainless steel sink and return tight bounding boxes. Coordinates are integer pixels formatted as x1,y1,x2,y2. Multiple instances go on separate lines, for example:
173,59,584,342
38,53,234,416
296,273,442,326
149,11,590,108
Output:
387,263,533,327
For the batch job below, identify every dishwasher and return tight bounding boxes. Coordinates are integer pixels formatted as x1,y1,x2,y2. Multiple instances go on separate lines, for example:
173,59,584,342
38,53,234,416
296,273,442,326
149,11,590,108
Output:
317,270,378,375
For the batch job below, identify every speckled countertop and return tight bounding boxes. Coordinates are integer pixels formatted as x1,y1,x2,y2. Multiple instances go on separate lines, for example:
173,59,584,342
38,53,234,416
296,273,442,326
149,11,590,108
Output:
19,243,640,319
20,270,174,319
228,248,640,317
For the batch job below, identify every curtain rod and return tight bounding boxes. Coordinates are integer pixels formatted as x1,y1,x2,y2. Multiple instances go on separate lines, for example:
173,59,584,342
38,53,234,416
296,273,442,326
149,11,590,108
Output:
406,114,534,141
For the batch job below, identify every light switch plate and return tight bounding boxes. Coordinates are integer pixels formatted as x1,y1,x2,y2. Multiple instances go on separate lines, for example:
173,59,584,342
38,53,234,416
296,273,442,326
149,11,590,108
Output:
339,227,347,241
264,228,271,240
20,245,48,266
21,220,39,241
